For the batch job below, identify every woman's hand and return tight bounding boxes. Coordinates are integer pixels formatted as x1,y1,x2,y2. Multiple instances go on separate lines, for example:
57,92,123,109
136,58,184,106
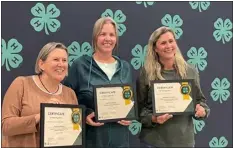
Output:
195,104,206,118
34,114,40,124
86,112,104,126
35,98,63,124
152,114,173,124
117,120,132,126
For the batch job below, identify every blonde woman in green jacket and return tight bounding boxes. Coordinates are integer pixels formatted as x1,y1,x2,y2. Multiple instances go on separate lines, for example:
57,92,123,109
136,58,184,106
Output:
137,26,210,147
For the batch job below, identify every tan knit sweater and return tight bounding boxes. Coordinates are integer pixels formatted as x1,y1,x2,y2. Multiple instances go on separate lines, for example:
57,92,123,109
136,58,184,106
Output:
2,76,78,147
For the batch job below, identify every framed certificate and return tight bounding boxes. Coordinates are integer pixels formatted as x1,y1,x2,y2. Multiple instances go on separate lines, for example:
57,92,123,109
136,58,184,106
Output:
40,103,85,148
151,79,195,115
93,84,137,123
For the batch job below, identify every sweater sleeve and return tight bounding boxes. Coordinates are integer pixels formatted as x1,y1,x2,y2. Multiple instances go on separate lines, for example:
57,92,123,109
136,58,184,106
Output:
63,61,79,92
70,88,78,105
2,77,38,136
192,69,210,120
136,68,156,128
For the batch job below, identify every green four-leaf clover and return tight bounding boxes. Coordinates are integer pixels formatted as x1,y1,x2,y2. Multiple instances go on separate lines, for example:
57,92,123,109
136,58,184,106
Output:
187,47,208,72
30,3,61,35
128,120,142,135
209,136,228,147
68,41,93,66
213,18,232,44
210,78,230,103
101,9,126,36
192,117,205,134
131,44,148,70
161,14,183,39
136,1,155,8
189,1,210,12
1,38,23,71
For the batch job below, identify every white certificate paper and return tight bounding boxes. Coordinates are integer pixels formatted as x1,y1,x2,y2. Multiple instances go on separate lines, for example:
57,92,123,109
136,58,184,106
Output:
44,107,82,147
152,80,194,115
95,86,134,121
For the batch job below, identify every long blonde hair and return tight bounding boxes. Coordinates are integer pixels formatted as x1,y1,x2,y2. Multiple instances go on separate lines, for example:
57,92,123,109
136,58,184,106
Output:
144,26,188,85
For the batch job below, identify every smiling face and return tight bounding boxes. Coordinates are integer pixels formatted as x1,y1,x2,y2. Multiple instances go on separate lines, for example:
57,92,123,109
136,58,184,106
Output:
39,48,68,82
96,22,117,54
155,31,177,61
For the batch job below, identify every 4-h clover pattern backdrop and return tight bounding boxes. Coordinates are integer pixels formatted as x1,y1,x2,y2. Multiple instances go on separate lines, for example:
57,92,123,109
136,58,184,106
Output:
1,1,232,147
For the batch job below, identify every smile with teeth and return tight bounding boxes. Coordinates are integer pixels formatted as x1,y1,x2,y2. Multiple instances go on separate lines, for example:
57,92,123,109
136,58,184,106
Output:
103,43,112,46
164,49,173,53
55,69,64,73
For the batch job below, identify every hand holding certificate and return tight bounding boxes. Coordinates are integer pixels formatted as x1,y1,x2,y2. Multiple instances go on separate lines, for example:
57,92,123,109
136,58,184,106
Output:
94,84,137,123
40,104,85,148
151,79,195,115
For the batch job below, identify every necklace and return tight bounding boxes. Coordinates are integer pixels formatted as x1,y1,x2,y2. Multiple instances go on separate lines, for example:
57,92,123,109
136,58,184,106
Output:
38,75,59,94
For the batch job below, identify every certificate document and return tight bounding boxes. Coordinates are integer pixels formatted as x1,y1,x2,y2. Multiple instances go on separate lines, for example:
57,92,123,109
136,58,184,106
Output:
40,104,85,148
94,84,137,123
151,79,195,115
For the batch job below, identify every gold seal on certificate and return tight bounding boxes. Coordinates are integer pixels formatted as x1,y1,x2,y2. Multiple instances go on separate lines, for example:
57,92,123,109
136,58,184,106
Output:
40,104,86,148
151,79,195,115
94,84,137,123
71,108,81,130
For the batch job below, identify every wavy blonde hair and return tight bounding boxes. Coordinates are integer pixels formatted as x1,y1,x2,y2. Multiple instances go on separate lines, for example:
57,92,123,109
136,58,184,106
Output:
144,26,188,85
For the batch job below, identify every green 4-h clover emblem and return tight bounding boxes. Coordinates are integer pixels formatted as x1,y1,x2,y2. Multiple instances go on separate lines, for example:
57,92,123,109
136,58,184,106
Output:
209,136,228,147
128,120,142,135
67,41,93,66
181,86,190,94
210,78,230,103
189,1,210,12
101,9,126,36
192,117,205,134
187,47,208,72
131,44,148,70
136,1,155,8
161,14,183,39
1,38,23,71
30,3,61,35
72,113,80,124
123,91,131,99
213,18,232,44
